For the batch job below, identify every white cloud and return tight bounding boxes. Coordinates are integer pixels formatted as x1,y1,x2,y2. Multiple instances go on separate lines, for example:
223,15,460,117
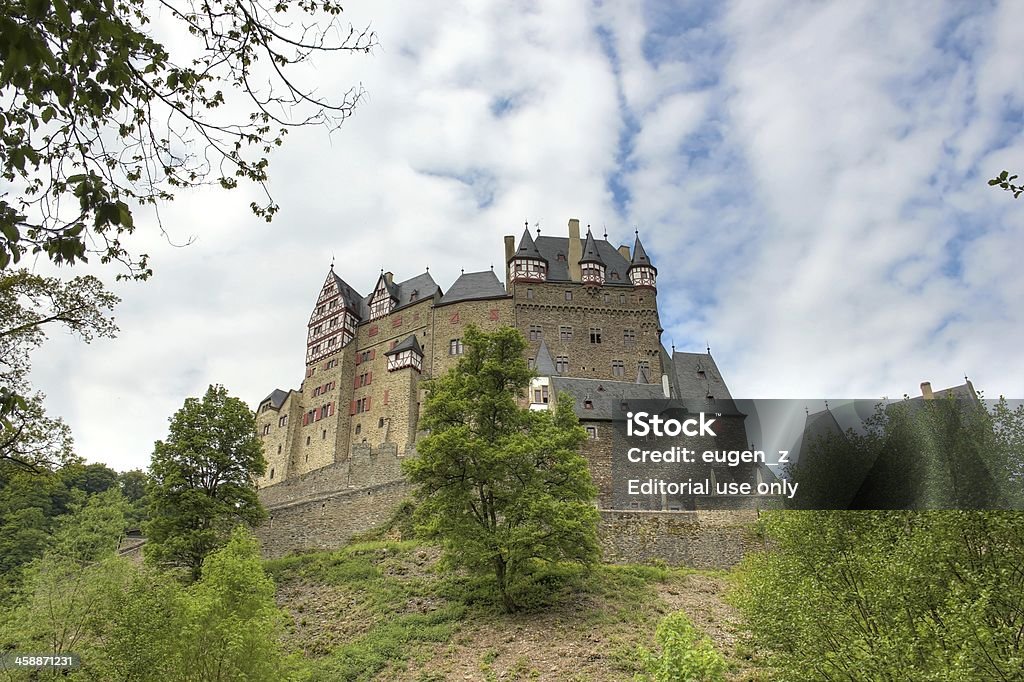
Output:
24,0,1024,470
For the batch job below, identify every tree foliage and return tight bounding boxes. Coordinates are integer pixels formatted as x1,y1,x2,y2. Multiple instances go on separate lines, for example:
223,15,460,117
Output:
403,326,600,612
1,512,302,681
989,170,1024,199
0,268,118,469
1,0,375,279
733,510,1024,680
788,395,1024,510
145,384,266,579
637,611,727,682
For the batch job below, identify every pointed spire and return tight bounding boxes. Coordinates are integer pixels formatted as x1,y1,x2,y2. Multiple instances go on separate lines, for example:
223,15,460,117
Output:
511,225,544,261
534,340,556,376
579,228,604,264
631,232,653,268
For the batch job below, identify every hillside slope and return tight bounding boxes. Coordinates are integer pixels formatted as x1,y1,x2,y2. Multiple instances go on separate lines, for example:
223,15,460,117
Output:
265,540,764,681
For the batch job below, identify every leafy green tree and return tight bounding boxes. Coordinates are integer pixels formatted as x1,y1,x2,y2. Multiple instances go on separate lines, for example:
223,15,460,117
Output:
1,0,374,279
403,326,600,612
118,469,148,503
0,268,118,470
733,510,1024,680
145,384,267,579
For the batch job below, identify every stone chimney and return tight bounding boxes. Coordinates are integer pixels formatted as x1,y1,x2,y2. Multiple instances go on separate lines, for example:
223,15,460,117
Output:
503,235,515,290
618,244,630,260
920,381,934,400
384,271,394,286
568,218,582,282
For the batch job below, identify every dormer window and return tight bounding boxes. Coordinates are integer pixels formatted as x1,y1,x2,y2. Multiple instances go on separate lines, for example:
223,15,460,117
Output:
369,279,395,320
581,262,604,286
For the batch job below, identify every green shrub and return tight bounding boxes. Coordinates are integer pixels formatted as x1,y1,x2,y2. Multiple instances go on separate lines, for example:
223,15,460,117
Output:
637,611,726,682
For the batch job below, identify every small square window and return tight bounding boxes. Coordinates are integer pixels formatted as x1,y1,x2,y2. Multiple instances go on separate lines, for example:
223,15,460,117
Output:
589,327,602,344
526,288,534,299
555,356,568,373
586,426,598,439
559,326,572,342
564,291,573,301
529,325,543,341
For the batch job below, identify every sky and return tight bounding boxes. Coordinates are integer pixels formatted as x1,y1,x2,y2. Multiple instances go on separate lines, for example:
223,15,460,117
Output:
24,0,1024,472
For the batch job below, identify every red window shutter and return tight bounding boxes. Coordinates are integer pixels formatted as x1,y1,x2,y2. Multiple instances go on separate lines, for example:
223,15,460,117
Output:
329,402,335,416
368,371,373,384
489,308,499,321
369,326,378,336
355,353,361,365
349,400,356,415
302,413,308,426
370,349,376,360
393,315,402,327
354,376,360,389
383,390,389,405
450,311,460,323
366,396,372,410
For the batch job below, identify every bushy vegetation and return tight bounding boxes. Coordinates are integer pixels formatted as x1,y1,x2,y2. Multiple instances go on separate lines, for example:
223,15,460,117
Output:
636,611,727,682
1,493,301,681
733,510,1024,680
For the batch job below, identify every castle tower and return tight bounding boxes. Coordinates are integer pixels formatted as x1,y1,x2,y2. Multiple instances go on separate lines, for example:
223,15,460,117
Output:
579,228,606,287
627,233,657,289
306,267,361,365
508,226,548,283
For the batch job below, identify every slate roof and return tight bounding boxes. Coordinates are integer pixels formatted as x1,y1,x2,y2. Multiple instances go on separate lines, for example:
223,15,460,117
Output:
259,388,289,410
385,334,423,356
580,229,604,264
534,340,556,376
630,234,655,271
510,227,545,262
551,377,669,421
356,271,440,320
534,236,633,284
331,273,365,318
671,352,733,401
438,270,507,306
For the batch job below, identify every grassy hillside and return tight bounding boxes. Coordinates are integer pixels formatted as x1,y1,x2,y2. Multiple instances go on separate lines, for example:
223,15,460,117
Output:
265,540,764,681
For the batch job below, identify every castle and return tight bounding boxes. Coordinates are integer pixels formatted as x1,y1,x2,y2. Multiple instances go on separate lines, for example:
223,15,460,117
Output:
254,218,761,564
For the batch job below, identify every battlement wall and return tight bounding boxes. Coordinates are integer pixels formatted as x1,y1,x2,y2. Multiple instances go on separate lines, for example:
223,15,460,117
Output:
258,442,407,510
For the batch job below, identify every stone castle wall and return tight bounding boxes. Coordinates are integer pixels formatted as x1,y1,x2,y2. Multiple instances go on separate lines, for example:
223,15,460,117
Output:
256,442,762,568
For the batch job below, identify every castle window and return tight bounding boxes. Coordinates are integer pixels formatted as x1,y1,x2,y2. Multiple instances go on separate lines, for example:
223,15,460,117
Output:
612,360,625,377
586,426,598,439
277,444,282,454
528,325,542,341
378,418,384,428
410,290,418,301
603,293,610,303
528,358,535,369
557,253,566,262
620,401,628,411
638,360,650,374
355,424,361,434
368,325,379,337
526,288,534,299
589,327,602,344
555,356,568,373
564,291,572,301
611,271,620,280
314,324,323,334
619,293,626,304
697,369,706,378
449,338,463,355
317,305,325,315
532,386,549,404
327,336,336,347
623,329,636,347
279,415,287,427
270,468,274,479
262,424,270,435
584,400,593,410
322,429,327,440
559,326,572,342
306,436,311,445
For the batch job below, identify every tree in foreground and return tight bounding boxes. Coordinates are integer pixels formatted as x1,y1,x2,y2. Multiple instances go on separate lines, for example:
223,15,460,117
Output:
0,269,118,470
733,510,1024,680
146,384,266,580
403,326,600,612
1,0,375,279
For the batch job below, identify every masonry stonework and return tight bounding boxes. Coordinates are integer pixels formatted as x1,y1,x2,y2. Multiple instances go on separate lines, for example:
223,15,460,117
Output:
254,218,764,567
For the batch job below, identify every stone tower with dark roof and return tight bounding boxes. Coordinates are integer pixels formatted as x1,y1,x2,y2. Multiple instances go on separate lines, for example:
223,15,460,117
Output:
255,217,740,512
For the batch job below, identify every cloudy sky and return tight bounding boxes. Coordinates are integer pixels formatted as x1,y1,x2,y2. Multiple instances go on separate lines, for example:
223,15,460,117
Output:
26,0,1024,471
